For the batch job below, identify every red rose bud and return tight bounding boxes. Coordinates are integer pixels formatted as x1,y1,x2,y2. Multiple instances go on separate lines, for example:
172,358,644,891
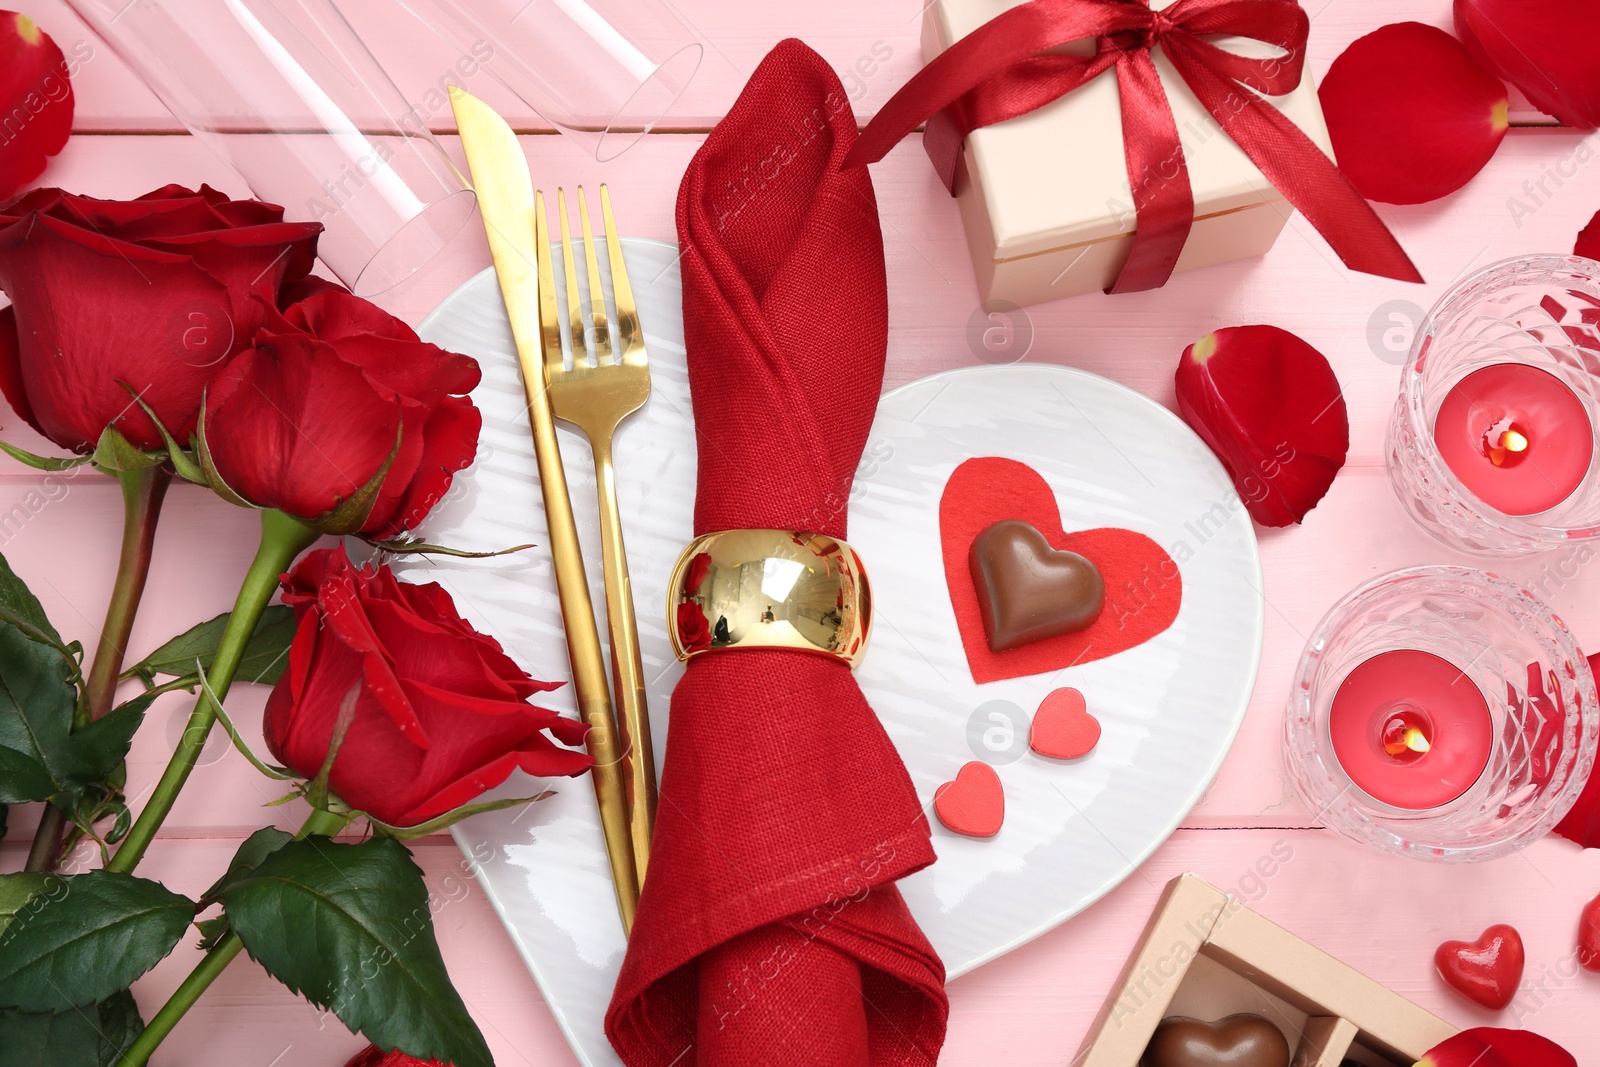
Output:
1320,22,1508,205
202,286,481,537
1578,210,1600,261
0,185,321,452
1174,325,1349,527
1419,1028,1576,1067
265,547,592,827
1580,891,1600,972
0,12,73,199
676,601,712,653
1456,0,1600,129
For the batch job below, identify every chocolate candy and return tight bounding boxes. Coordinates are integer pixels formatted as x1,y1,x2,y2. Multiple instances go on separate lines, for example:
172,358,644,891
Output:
1141,1015,1292,1067
968,519,1104,653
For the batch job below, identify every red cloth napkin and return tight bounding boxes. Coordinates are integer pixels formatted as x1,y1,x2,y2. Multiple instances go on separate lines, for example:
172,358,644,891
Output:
605,39,948,1067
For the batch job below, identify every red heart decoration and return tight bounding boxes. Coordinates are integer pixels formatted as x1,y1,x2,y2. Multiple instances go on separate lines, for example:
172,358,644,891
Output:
934,761,1004,838
1579,892,1600,973
1029,688,1101,760
1435,924,1524,1010
940,457,1182,683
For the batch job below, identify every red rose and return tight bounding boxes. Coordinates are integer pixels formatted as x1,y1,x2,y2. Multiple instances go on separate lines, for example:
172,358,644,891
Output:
683,550,712,595
203,285,481,537
676,601,712,653
265,547,592,827
0,185,321,451
0,13,74,200
343,1046,448,1067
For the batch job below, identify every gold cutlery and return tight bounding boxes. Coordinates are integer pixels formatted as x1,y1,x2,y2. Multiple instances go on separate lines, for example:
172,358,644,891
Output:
538,185,657,890
449,87,637,933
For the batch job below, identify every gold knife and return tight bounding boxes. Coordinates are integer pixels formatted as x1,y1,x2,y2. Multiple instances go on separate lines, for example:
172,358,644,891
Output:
449,86,637,934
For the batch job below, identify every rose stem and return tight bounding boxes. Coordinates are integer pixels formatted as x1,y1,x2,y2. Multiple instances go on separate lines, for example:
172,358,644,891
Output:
25,466,172,874
113,806,353,1067
107,509,319,875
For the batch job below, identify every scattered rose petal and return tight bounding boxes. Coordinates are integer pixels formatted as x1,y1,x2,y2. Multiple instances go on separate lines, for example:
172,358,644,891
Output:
1320,22,1508,204
1419,1028,1576,1067
1553,651,1600,848
1455,0,1600,129
1174,325,1348,527
0,12,74,200
1577,210,1600,261
1579,891,1600,972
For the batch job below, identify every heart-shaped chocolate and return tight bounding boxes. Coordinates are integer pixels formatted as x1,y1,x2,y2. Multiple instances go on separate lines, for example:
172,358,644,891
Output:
1435,924,1524,1010
1141,1015,1291,1067
969,519,1104,653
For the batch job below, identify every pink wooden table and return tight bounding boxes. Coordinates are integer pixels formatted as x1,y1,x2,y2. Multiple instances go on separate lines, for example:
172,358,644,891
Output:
4,1,1599,1063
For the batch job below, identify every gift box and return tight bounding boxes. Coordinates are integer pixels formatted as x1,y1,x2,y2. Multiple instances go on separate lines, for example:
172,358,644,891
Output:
1076,874,1457,1067
920,0,1339,305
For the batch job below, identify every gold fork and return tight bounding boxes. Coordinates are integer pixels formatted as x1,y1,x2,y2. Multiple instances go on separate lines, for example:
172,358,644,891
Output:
538,185,657,890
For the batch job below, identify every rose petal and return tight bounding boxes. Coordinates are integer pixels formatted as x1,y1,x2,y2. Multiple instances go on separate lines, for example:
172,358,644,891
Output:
1419,1027,1576,1067
205,336,402,520
1578,210,1600,261
1455,0,1600,129
1553,652,1600,847
0,13,73,200
0,304,40,436
1320,22,1509,205
343,1047,449,1067
1174,325,1349,527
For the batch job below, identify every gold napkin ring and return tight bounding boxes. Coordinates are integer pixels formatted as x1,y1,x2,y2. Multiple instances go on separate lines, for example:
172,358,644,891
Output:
668,529,873,668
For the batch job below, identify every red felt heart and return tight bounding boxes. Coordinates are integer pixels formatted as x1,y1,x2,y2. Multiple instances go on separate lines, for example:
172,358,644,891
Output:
1029,688,1100,760
934,761,1004,838
1435,924,1524,1010
940,457,1182,684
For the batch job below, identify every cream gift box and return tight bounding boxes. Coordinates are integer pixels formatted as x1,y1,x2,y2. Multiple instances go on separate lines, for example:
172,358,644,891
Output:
921,0,1339,306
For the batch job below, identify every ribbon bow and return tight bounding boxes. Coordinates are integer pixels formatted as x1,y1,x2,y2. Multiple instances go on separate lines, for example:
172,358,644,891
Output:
845,0,1422,293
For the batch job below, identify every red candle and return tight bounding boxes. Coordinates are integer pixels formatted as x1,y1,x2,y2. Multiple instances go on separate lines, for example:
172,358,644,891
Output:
1328,649,1494,809
1433,364,1594,516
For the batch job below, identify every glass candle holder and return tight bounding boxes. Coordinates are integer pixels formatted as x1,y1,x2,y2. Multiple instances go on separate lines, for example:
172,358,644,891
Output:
1387,254,1600,555
400,0,703,162
1285,565,1597,862
65,0,476,296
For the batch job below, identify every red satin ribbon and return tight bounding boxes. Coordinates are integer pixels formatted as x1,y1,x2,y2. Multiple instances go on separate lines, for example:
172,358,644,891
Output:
845,0,1422,293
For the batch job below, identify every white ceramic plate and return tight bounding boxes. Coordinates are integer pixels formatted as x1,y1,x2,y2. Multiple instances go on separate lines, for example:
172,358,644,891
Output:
404,239,1263,1067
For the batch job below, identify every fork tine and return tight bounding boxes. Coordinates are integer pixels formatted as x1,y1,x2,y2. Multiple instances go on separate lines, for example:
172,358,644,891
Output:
556,188,585,367
577,187,612,363
533,191,564,383
600,184,644,368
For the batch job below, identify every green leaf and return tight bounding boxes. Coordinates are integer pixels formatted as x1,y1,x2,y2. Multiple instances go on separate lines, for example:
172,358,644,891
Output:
66,694,151,790
124,605,297,686
93,989,144,1066
0,624,80,800
0,875,59,940
0,992,144,1067
0,748,53,805
0,870,194,1012
193,916,229,952
88,426,164,475
0,552,64,651
222,836,492,1067
0,439,91,473
199,828,293,908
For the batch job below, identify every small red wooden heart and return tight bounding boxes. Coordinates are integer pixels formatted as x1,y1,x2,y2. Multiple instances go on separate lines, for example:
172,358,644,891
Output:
1029,688,1101,760
934,761,1004,838
1579,893,1600,973
940,457,1182,684
1435,924,1524,1010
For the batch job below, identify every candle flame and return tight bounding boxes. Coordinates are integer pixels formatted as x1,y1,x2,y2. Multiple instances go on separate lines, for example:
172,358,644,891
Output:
1482,417,1532,469
1403,726,1431,754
